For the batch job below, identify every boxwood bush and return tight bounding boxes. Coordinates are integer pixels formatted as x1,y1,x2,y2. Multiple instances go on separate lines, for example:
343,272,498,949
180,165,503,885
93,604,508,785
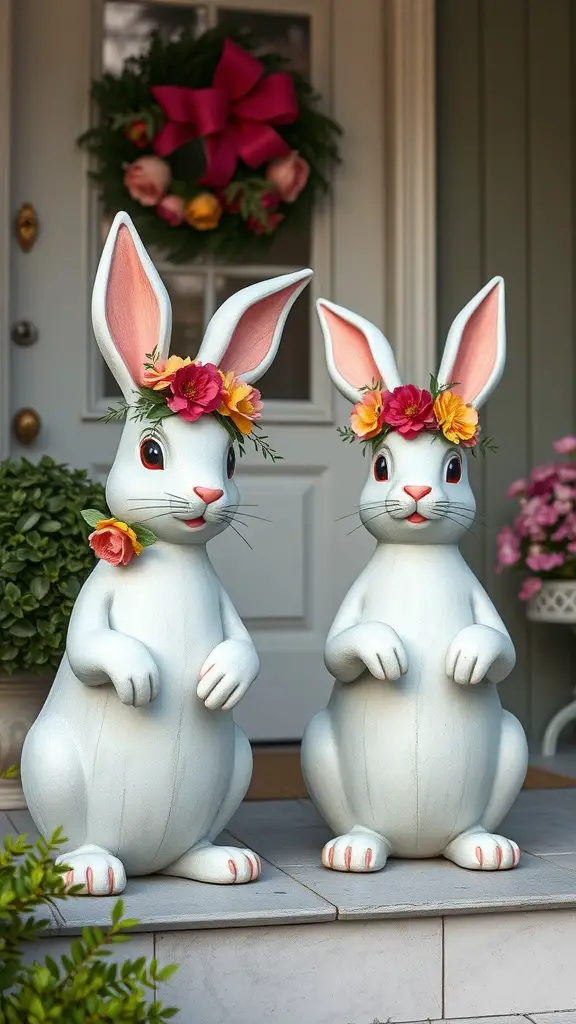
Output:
0,457,107,675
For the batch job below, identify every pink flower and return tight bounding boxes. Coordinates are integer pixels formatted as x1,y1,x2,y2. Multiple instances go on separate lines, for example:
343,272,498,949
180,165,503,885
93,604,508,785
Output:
553,436,576,454
265,150,310,203
167,361,223,422
568,541,576,554
552,514,576,541
157,194,185,226
124,156,171,207
383,385,436,440
519,576,543,601
89,525,135,566
526,551,565,572
558,465,576,482
506,479,526,499
496,526,521,572
527,464,559,497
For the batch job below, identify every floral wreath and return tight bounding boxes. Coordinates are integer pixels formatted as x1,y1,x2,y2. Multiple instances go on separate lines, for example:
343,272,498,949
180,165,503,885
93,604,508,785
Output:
85,350,277,566
338,377,497,455
78,26,341,263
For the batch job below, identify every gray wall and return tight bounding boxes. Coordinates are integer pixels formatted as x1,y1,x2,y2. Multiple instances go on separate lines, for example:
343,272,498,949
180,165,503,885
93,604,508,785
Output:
437,0,576,742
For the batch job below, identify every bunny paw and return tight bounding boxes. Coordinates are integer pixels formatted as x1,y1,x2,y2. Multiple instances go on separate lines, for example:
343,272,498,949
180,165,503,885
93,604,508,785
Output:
321,829,390,873
57,845,127,896
443,831,520,871
161,842,261,884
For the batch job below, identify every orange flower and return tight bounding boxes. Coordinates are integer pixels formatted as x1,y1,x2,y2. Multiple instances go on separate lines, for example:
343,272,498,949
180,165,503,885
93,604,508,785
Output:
143,354,191,390
184,193,223,231
89,518,143,565
350,390,386,440
218,371,263,434
433,391,478,444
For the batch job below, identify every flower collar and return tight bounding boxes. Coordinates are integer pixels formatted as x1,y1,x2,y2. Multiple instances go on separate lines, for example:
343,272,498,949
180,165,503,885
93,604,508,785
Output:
338,377,497,456
104,349,280,461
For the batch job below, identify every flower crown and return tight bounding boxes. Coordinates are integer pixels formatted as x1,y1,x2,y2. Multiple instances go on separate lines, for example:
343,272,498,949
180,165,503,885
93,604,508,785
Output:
103,349,280,461
338,377,497,456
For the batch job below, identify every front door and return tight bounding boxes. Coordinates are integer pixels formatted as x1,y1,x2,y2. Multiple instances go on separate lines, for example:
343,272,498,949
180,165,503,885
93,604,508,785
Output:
6,0,388,740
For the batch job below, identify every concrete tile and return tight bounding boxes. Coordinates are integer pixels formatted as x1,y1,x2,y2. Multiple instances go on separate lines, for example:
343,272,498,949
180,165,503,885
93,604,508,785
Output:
236,845,576,920
527,1014,576,1024
156,917,443,1024
51,832,335,935
501,790,576,855
539,854,576,873
444,910,576,1017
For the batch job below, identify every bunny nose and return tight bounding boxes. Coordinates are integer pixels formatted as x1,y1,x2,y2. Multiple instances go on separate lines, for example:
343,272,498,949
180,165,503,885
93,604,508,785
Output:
403,485,432,501
193,486,223,504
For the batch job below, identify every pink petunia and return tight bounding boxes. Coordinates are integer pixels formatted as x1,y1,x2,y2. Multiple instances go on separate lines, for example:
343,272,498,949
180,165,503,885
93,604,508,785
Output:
519,576,543,601
558,465,576,483
496,525,521,572
506,478,526,499
525,551,565,572
553,436,576,454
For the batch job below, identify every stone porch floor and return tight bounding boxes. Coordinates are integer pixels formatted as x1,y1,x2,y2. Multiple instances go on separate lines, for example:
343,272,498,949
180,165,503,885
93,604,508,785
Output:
4,788,576,1022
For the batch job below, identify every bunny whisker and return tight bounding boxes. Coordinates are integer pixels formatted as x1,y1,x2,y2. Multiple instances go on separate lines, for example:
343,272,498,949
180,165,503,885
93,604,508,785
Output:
433,509,482,535
216,515,254,550
219,509,272,523
346,505,401,536
336,501,402,523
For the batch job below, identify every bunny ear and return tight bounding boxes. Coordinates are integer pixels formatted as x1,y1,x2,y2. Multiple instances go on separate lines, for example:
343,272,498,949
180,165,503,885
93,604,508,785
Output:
316,299,402,404
437,277,505,409
92,211,171,401
195,269,313,384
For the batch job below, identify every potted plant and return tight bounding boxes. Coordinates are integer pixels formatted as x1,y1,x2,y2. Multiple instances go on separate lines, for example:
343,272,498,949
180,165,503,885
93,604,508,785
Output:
497,435,576,614
497,436,576,755
0,457,106,808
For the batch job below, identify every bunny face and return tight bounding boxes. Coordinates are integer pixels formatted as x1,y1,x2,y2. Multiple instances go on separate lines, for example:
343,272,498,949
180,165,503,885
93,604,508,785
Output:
106,414,240,546
91,212,312,550
317,279,506,547
359,430,476,545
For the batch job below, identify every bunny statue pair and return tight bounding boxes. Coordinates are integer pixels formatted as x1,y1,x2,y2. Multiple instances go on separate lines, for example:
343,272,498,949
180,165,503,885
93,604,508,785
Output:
21,212,527,896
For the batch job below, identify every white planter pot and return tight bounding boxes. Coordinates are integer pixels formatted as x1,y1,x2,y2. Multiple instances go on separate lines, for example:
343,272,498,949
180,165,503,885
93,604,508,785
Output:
527,579,576,626
0,673,53,810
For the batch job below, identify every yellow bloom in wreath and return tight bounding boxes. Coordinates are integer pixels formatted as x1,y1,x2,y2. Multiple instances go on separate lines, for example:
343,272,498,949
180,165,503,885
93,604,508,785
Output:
184,193,223,231
433,390,478,445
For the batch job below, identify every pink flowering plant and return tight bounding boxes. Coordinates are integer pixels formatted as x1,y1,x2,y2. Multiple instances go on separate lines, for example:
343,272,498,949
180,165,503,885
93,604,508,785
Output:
497,436,576,601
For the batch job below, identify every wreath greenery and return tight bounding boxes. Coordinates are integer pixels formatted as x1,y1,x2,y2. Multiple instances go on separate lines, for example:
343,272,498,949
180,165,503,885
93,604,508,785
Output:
78,25,342,263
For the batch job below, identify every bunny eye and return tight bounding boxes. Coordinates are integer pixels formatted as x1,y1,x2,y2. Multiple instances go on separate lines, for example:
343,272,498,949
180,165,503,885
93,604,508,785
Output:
226,447,236,479
140,438,165,471
446,455,462,484
374,454,389,482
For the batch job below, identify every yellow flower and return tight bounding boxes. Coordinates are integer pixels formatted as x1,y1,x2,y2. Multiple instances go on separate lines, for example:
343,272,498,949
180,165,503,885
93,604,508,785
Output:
143,354,191,390
218,371,263,435
184,193,223,231
350,390,386,440
433,391,478,444
95,517,143,556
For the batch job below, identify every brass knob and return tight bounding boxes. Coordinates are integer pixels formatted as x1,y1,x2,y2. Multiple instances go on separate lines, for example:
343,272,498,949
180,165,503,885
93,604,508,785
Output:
15,203,39,253
12,408,41,445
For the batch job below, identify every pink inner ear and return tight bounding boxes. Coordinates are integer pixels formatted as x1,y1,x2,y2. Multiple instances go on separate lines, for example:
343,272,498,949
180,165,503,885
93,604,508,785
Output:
105,225,160,386
323,306,382,390
219,283,301,376
450,285,499,404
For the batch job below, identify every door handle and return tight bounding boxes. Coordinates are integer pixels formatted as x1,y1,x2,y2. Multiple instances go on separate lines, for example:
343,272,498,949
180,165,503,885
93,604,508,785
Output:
12,408,41,444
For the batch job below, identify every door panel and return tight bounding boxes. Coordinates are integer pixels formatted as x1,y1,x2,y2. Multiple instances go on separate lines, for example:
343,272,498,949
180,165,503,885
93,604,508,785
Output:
10,0,382,739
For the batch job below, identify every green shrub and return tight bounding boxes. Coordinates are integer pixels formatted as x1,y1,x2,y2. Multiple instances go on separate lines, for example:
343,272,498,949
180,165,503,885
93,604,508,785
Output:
0,457,107,675
0,822,179,1022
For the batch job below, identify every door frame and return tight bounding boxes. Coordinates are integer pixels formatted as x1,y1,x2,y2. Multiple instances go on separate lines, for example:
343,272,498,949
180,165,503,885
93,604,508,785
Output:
0,0,11,460
0,0,436,456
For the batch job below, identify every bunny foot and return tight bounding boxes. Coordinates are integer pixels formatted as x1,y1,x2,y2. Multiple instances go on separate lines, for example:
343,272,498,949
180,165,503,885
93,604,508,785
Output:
160,841,261,884
443,830,520,871
322,828,390,873
57,845,127,895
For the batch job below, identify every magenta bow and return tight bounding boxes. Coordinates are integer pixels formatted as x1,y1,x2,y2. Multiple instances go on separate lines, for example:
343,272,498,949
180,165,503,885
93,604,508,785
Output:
151,38,299,189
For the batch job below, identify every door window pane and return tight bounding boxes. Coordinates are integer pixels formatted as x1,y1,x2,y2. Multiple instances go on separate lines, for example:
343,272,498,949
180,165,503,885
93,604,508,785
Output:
215,274,310,400
104,1,208,74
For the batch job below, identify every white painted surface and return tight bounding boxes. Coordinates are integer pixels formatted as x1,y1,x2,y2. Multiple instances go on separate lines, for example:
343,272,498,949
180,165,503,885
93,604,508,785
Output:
444,910,576,1018
156,918,443,1024
6,0,436,741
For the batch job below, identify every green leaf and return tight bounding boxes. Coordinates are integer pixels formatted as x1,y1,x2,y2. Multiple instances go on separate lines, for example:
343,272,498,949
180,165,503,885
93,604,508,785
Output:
59,579,81,601
30,576,51,601
38,519,63,533
16,511,41,532
80,508,108,528
9,620,36,638
131,524,157,547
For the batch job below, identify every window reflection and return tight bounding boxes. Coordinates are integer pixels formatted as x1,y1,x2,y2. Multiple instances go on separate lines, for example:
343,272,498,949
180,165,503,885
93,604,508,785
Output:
103,1,208,74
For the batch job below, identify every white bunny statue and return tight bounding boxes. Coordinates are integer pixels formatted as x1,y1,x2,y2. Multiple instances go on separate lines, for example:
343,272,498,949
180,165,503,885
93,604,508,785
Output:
301,278,528,873
21,212,312,894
